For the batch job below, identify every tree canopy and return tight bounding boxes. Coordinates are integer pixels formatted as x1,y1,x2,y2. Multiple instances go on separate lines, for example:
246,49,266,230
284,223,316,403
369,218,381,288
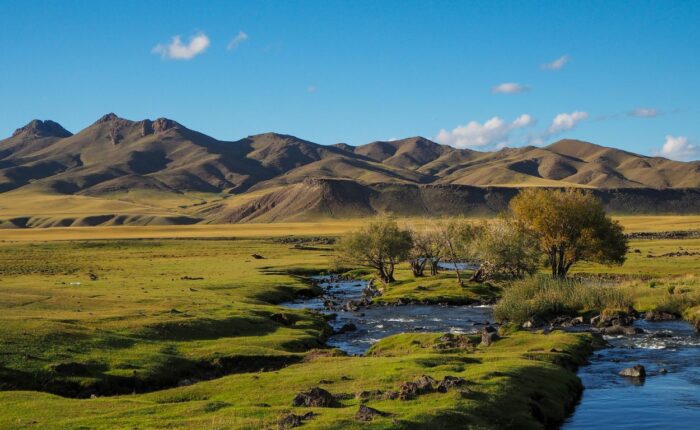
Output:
510,188,628,278
338,218,413,284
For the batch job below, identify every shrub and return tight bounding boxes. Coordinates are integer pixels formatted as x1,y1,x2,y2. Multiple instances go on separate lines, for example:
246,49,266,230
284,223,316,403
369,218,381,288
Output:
494,276,633,325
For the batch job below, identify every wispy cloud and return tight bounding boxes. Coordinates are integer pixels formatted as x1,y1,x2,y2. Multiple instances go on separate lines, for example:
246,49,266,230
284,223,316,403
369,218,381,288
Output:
658,135,698,160
547,111,589,135
227,31,249,51
492,82,529,94
307,85,318,93
629,107,659,118
435,114,535,149
152,32,210,60
541,55,570,71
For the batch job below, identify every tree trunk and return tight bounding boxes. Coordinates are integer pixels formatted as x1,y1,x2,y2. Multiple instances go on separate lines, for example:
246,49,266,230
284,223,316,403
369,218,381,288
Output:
410,259,426,277
430,260,439,276
469,265,485,283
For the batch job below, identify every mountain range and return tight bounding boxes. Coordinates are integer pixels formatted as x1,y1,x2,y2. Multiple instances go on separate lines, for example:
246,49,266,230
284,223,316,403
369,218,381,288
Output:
1,114,699,227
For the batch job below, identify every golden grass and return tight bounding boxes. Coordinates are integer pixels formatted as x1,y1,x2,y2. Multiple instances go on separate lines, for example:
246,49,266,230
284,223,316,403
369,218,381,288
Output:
2,215,698,242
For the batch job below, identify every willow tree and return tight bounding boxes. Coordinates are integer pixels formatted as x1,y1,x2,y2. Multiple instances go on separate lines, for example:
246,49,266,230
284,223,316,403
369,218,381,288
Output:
339,218,413,284
510,188,628,278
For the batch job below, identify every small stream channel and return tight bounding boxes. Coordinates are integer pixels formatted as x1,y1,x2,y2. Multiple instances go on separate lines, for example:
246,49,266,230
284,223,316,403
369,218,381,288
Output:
284,275,700,427
283,276,492,355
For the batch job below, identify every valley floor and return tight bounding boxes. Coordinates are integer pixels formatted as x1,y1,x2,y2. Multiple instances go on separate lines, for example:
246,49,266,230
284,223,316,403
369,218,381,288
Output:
0,217,698,429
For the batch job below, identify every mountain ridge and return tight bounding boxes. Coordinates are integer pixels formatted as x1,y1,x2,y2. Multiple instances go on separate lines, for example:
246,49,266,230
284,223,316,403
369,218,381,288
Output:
1,113,699,226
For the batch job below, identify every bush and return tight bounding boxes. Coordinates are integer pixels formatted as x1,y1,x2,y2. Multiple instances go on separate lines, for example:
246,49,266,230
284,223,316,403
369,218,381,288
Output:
494,276,633,325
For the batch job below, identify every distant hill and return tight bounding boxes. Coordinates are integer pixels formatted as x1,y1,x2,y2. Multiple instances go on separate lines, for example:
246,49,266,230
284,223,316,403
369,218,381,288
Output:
1,113,699,227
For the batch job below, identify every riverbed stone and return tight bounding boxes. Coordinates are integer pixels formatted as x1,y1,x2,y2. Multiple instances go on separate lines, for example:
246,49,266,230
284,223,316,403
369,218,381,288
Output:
619,365,646,378
644,310,677,321
292,387,339,407
336,323,357,334
602,325,644,336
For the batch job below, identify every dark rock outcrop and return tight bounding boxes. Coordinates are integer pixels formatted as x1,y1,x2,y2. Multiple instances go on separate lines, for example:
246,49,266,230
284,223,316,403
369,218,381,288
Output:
355,405,390,421
277,412,315,429
291,387,339,408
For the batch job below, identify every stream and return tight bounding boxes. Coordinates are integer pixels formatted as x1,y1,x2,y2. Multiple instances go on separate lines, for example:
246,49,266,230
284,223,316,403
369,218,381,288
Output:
284,276,700,427
283,276,492,355
563,319,700,428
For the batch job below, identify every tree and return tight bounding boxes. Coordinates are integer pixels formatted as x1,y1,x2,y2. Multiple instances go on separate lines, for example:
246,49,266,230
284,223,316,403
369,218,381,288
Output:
339,218,413,284
436,219,481,285
510,188,628,278
473,217,540,281
408,224,444,277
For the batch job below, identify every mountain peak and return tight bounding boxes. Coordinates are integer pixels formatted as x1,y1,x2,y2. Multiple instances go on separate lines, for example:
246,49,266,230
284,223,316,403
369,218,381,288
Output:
95,112,122,124
11,119,72,138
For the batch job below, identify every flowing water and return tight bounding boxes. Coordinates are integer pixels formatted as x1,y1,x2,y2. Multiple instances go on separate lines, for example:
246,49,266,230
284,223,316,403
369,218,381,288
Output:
283,277,492,355
563,319,700,428
285,276,700,426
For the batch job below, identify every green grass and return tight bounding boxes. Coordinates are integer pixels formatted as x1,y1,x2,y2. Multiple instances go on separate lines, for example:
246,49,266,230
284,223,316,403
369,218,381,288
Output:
0,239,334,396
374,272,501,305
0,330,594,429
2,223,699,428
0,235,598,429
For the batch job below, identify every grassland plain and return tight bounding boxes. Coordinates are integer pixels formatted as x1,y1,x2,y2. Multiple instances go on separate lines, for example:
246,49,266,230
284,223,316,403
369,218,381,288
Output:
0,216,698,429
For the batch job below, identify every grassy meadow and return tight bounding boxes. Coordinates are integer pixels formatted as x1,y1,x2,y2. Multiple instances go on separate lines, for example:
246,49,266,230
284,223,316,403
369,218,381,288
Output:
0,216,698,428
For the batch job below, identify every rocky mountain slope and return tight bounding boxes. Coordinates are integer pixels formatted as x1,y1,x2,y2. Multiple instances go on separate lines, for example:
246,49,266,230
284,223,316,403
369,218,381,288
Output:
1,113,699,226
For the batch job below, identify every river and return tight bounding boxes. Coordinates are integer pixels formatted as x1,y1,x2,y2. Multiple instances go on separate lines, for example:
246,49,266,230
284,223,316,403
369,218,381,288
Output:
285,276,700,427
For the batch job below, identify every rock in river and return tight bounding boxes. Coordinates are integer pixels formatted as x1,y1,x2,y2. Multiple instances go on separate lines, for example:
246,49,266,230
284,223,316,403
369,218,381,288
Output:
619,365,646,378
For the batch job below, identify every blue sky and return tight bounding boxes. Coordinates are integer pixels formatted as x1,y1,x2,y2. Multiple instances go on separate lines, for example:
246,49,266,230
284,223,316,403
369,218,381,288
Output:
1,0,699,159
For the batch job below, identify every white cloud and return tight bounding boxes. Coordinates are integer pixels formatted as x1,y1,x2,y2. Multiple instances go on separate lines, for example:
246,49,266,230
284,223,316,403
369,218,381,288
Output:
547,111,589,135
659,135,698,160
227,31,249,50
629,107,659,118
541,55,570,71
492,82,528,94
435,114,535,149
307,85,318,93
152,32,210,60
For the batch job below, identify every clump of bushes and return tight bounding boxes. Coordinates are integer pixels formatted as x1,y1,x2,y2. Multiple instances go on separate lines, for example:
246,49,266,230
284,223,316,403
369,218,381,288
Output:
494,276,633,325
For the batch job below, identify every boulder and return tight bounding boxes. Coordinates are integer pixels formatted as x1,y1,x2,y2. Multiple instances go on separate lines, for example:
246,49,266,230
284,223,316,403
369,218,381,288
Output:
481,326,500,346
355,405,390,421
599,312,633,327
619,365,646,378
644,310,677,321
291,387,339,407
549,315,572,327
336,323,357,334
398,381,419,400
437,376,468,393
277,412,315,429
415,375,437,393
355,389,384,402
602,325,644,336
